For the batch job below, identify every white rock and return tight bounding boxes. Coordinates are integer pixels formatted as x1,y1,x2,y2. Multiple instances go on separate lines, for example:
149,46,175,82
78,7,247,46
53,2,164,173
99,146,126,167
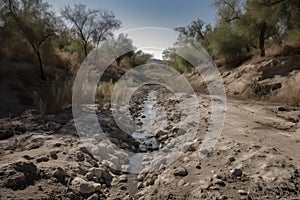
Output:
71,177,96,194
89,167,103,179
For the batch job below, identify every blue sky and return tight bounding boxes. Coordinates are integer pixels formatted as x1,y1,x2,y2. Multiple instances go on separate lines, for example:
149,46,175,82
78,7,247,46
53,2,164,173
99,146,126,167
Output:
47,0,217,58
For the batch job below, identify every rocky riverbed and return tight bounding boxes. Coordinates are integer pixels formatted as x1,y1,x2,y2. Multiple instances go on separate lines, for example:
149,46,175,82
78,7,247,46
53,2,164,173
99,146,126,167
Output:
1,84,300,199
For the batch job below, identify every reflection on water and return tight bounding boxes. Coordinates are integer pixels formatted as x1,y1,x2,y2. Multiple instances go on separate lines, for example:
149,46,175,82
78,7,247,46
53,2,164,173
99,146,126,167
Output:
132,90,157,139
130,90,159,172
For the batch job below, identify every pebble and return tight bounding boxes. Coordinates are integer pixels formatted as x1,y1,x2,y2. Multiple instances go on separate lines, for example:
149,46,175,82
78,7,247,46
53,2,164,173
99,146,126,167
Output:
87,194,98,200
144,177,155,186
53,167,67,180
137,182,143,189
228,156,236,163
36,156,49,163
119,175,128,183
231,168,243,177
71,177,98,194
137,173,145,181
89,167,103,179
76,151,85,161
178,179,186,187
213,179,226,187
50,151,58,160
173,166,188,177
238,189,248,195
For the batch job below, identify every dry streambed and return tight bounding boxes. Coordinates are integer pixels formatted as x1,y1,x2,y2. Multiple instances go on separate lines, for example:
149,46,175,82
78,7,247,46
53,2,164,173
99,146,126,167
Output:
0,85,300,199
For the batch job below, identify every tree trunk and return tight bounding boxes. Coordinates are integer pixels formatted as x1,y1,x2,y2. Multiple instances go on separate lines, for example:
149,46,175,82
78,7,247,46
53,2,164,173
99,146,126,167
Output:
84,42,88,57
259,22,267,57
36,49,46,80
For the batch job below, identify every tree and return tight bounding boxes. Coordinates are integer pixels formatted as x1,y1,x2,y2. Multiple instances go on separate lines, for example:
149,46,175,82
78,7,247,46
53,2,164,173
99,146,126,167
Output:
112,34,135,66
61,3,121,57
213,0,242,23
276,0,300,42
169,19,213,70
213,0,287,57
208,24,248,62
175,18,212,49
3,0,59,79
240,0,281,57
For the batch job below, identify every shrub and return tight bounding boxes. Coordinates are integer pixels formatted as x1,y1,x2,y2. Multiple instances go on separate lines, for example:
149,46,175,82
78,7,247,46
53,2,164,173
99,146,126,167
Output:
33,77,73,115
96,81,114,109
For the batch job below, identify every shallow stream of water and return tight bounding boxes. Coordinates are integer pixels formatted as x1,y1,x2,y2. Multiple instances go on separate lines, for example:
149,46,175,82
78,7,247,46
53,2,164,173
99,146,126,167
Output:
129,90,160,172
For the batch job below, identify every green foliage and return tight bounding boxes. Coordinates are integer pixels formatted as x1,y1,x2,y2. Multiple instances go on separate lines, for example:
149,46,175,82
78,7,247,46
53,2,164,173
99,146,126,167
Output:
286,29,300,43
163,47,194,74
1,0,59,79
168,0,300,67
208,24,248,62
120,50,152,68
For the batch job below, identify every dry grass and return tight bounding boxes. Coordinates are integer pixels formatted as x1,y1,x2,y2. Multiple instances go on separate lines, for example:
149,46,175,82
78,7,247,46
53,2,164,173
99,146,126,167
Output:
33,77,73,115
285,79,300,107
96,81,114,110
267,43,300,57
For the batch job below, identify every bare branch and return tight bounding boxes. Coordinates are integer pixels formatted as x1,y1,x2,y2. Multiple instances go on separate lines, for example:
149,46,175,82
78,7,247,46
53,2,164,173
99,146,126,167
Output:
261,0,285,7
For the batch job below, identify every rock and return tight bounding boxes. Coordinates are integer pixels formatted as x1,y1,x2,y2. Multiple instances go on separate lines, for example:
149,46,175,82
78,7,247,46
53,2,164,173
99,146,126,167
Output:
89,167,103,179
120,142,130,149
53,167,67,181
144,177,155,186
27,142,42,150
71,177,96,194
218,195,228,200
121,165,130,172
213,179,226,187
278,106,289,112
119,184,127,190
137,173,145,181
195,163,201,169
11,161,37,188
119,175,127,183
173,166,188,177
87,194,99,200
156,130,167,138
27,137,45,149
75,166,88,175
0,130,14,140
137,182,143,189
50,151,58,160
238,189,248,195
98,168,113,186
85,172,94,181
228,156,235,163
23,155,34,160
36,156,49,163
4,172,26,190
76,151,85,161
199,149,211,157
102,160,116,171
186,144,197,152
53,142,62,147
230,168,243,177
80,146,91,155
178,179,185,187
14,125,27,133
